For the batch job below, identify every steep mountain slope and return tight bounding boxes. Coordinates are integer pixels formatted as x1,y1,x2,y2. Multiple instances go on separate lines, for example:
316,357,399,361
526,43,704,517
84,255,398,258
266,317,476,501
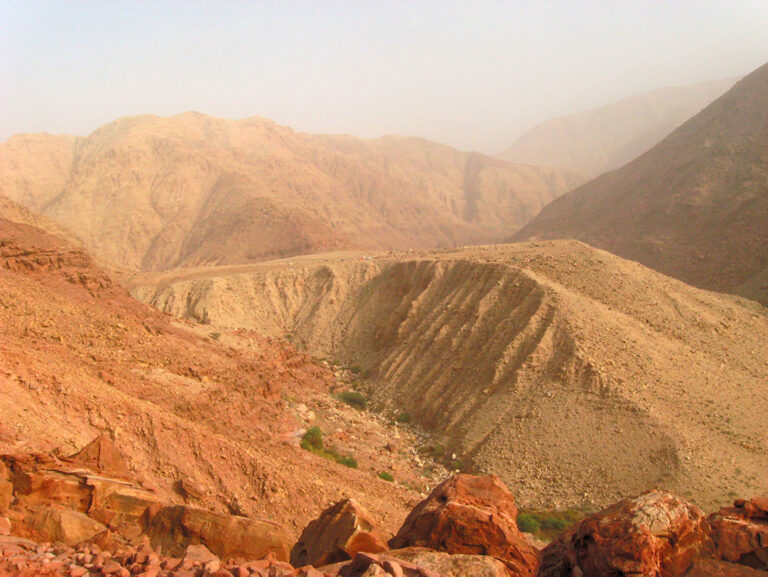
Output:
498,78,734,177
0,207,437,535
0,113,582,271
514,63,768,306
132,243,768,511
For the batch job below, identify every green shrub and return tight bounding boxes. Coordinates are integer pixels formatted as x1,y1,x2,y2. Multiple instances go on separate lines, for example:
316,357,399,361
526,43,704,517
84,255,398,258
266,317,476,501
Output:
516,513,541,533
335,391,367,410
209,332,221,340
337,455,358,469
540,517,568,531
300,426,324,452
300,426,358,468
395,412,411,424
378,471,394,482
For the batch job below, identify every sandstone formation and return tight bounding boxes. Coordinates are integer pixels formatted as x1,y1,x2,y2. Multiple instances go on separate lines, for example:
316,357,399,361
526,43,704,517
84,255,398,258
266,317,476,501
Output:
0,113,581,271
134,242,768,510
710,497,768,570
389,475,538,577
539,490,712,577
291,500,387,567
142,504,292,561
498,78,734,178
514,62,768,306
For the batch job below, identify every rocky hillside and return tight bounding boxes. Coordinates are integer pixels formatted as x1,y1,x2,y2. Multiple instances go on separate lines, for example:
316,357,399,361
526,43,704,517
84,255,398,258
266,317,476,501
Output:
514,63,768,306
0,201,459,536
498,78,734,177
0,114,581,271
133,242,768,511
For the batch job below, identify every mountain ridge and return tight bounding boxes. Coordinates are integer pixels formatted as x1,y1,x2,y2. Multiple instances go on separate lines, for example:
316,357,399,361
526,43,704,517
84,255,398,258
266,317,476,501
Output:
0,112,583,272
498,78,736,177
514,63,768,306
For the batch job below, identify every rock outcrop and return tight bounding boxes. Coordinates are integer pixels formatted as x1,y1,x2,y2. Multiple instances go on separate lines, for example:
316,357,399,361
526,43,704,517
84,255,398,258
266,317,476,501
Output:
539,490,712,577
142,503,292,562
389,475,538,577
291,499,388,567
710,497,768,570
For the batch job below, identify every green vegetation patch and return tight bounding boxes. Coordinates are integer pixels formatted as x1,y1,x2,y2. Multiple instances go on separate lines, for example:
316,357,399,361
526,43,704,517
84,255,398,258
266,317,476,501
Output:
517,508,591,541
334,391,368,410
378,471,394,482
300,426,358,468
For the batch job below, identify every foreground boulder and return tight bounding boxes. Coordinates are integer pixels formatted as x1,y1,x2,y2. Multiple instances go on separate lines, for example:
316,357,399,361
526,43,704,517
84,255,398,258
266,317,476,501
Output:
16,505,107,546
539,490,712,577
389,474,539,577
291,499,388,567
142,503,292,561
710,497,768,570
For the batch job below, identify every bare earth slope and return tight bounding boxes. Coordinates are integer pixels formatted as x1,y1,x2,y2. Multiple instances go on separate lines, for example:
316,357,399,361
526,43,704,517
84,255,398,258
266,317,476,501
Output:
0,113,582,271
514,63,768,306
0,205,436,536
133,242,768,512
498,78,735,178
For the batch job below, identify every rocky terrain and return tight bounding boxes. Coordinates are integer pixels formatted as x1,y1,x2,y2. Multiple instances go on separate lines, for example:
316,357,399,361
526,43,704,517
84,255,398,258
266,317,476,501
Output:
498,78,734,178
1,457,766,577
0,202,463,537
514,63,768,307
132,242,768,512
0,114,581,272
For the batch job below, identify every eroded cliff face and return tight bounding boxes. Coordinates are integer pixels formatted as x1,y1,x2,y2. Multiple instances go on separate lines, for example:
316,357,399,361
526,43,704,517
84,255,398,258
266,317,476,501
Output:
133,241,768,510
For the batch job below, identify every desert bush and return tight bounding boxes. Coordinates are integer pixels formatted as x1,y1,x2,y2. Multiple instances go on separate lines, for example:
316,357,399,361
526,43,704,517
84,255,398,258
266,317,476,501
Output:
300,426,358,468
337,455,358,469
335,391,367,410
378,471,394,482
516,513,541,533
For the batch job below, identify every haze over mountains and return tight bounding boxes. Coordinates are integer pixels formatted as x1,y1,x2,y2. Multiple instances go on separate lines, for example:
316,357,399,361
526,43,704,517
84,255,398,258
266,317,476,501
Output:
515,63,768,306
0,113,581,272
498,78,735,178
1,51,768,575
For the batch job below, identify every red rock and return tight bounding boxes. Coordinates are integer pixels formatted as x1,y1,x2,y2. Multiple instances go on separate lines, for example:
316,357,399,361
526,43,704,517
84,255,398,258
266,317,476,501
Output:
710,497,768,570
388,547,509,576
163,557,182,570
291,499,388,567
337,551,442,577
688,559,768,576
0,461,12,513
102,559,124,574
143,505,292,561
539,490,712,577
389,474,538,577
68,435,130,478
18,505,107,546
69,567,88,577
183,543,218,564
0,516,11,536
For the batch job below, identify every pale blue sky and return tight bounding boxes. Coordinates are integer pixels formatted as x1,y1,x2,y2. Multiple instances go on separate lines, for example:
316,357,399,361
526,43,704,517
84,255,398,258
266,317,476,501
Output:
2,1,767,152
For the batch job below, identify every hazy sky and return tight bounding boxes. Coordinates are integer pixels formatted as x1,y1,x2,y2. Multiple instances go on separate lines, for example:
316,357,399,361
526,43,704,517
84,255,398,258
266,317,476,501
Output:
2,1,767,152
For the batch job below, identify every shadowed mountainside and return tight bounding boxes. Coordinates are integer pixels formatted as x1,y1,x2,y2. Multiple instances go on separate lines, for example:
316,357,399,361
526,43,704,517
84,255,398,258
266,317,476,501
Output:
498,78,735,178
514,64,768,306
